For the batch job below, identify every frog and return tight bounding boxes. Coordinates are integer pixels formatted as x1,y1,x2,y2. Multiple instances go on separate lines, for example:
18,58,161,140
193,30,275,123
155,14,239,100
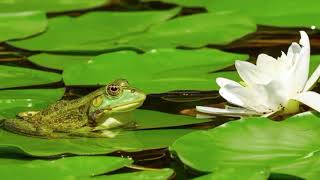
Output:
1,79,146,138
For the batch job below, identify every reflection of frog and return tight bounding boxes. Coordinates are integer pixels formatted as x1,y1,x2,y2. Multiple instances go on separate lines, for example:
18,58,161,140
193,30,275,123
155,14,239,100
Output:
1,79,146,138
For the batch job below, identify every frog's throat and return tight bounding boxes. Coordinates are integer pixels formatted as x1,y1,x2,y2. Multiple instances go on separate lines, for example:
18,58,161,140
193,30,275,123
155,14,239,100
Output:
104,101,144,113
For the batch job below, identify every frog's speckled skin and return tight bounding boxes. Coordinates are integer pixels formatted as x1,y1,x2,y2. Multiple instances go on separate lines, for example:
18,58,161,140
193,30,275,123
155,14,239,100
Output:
2,79,146,138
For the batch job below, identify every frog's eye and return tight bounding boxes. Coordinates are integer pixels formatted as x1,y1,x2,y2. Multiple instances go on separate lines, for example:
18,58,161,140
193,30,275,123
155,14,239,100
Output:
106,84,122,96
92,96,103,107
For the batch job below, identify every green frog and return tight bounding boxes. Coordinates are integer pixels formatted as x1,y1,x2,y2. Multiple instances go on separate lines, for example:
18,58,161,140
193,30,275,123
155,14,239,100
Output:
1,79,146,138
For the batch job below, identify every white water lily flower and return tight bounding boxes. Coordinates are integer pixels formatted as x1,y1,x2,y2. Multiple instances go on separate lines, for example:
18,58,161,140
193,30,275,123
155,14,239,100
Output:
197,31,320,117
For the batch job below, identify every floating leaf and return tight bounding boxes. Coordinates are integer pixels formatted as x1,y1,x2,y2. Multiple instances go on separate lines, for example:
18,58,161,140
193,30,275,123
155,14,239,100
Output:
0,156,133,179
170,112,320,179
28,53,92,70
116,12,256,50
8,9,180,51
194,167,270,180
0,128,194,156
145,0,320,28
63,49,242,93
0,11,47,42
0,88,65,118
134,109,210,129
0,0,109,13
0,65,61,89
96,168,174,180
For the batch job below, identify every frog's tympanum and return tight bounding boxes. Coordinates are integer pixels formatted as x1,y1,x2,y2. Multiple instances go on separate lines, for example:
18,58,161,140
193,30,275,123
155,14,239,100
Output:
2,79,146,138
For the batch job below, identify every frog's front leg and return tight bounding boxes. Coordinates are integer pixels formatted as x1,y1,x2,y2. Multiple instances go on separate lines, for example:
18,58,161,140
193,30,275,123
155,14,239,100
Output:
2,119,55,138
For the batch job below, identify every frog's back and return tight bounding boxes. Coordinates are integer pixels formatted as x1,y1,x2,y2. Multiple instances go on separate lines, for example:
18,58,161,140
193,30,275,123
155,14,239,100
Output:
27,99,90,131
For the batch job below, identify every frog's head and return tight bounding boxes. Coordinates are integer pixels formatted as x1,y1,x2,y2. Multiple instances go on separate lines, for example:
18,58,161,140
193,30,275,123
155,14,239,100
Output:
88,79,146,120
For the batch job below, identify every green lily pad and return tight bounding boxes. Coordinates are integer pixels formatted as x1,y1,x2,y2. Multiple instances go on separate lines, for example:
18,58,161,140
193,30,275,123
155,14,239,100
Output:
0,127,194,156
134,109,210,129
145,0,320,28
116,12,255,50
0,88,65,118
8,9,179,51
0,0,109,13
96,168,174,180
0,156,133,179
194,167,270,180
0,65,61,89
170,112,320,179
0,11,47,42
63,49,242,93
28,53,92,70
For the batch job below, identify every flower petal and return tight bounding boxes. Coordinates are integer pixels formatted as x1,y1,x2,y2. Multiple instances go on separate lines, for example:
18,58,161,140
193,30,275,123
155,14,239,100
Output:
299,31,310,48
292,91,320,112
219,84,276,113
286,31,310,93
196,106,260,117
235,60,271,85
216,77,241,88
303,64,320,91
256,54,278,74
287,42,301,58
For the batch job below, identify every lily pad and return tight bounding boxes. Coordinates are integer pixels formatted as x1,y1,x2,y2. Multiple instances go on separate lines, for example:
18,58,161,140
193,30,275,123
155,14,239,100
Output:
8,9,179,51
0,88,65,118
0,127,194,156
28,53,92,70
0,156,133,179
63,49,242,93
145,0,320,28
0,11,47,42
0,0,109,13
170,112,320,179
96,168,174,180
194,167,270,180
0,65,62,89
116,12,256,50
134,109,210,129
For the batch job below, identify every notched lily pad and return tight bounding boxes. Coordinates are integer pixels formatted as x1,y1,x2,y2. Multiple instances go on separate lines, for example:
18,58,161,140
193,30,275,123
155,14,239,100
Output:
0,0,109,13
134,109,210,129
0,156,133,179
28,53,92,70
8,9,180,51
96,168,174,180
0,127,194,157
0,65,62,89
150,0,320,28
0,11,47,42
0,88,65,118
170,112,320,179
63,49,242,93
